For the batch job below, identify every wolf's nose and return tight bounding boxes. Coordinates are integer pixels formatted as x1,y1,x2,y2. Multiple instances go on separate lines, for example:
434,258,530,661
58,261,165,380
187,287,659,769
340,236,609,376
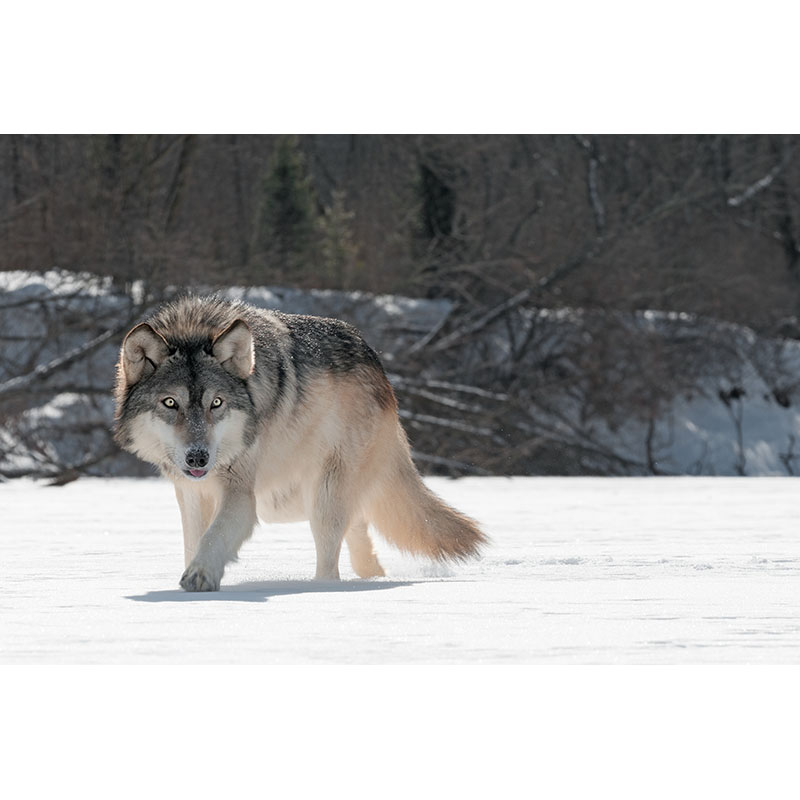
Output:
185,448,209,468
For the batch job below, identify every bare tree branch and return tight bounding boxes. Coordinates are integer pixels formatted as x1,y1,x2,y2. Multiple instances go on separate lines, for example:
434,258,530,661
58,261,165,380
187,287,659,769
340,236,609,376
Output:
727,146,794,207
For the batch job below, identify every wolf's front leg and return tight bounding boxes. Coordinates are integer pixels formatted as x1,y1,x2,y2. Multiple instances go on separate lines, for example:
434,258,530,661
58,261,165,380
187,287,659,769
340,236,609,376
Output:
180,489,257,592
175,483,217,568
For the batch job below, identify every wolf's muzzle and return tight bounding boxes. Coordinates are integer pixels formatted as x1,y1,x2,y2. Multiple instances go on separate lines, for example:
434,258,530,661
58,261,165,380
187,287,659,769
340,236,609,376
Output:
185,447,210,477
185,447,209,469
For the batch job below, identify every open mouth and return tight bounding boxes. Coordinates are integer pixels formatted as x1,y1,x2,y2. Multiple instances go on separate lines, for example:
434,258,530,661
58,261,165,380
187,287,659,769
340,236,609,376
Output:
185,468,208,479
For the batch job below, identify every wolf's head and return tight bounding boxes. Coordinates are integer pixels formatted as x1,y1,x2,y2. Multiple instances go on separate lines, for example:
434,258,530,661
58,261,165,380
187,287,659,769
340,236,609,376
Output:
114,317,255,481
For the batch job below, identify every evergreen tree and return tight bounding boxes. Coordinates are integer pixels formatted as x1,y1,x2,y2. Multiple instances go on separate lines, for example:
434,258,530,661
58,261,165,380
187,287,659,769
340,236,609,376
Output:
317,190,361,287
255,136,317,281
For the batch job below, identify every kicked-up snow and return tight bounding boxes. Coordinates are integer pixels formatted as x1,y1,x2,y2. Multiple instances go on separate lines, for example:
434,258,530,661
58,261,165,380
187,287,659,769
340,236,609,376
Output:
2,475,798,663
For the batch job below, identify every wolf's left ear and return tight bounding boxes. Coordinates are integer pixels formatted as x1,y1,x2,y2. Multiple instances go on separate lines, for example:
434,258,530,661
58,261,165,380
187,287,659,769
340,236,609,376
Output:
212,319,254,379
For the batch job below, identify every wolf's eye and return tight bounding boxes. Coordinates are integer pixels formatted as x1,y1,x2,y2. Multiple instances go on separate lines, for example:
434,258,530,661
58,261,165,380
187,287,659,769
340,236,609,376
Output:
162,397,177,408
211,397,223,409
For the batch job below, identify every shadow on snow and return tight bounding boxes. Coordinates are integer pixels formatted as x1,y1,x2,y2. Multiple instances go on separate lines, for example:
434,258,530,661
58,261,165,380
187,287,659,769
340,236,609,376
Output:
126,578,414,604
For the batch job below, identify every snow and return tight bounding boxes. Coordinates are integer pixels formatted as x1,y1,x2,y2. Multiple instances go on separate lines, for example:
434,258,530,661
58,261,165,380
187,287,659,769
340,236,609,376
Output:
8,267,800,477
3,475,799,664
0,267,114,298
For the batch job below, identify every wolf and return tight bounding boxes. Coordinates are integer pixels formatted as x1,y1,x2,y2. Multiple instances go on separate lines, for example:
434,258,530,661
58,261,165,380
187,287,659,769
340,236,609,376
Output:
113,296,487,591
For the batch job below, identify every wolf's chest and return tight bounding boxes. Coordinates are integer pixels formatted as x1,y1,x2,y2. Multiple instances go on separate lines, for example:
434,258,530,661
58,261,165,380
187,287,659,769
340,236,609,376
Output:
255,482,307,523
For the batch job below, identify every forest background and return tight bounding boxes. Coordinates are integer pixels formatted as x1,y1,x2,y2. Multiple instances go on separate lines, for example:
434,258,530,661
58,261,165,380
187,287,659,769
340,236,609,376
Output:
3,134,800,479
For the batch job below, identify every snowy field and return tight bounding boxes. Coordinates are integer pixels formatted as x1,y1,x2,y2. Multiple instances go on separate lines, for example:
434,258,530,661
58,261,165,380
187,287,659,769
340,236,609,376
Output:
2,475,800,664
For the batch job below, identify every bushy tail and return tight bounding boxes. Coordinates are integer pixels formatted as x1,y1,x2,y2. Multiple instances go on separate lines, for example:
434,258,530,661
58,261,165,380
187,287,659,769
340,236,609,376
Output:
366,426,488,562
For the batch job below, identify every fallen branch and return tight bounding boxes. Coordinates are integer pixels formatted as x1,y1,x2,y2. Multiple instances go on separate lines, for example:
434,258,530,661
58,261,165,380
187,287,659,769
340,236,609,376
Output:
410,450,491,475
424,247,595,355
407,303,456,355
398,408,506,446
727,147,793,207
389,374,509,401
0,326,123,401
429,288,532,353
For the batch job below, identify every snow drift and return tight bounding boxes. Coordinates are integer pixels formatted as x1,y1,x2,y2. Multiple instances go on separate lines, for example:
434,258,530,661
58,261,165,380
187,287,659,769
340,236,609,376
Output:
3,268,800,477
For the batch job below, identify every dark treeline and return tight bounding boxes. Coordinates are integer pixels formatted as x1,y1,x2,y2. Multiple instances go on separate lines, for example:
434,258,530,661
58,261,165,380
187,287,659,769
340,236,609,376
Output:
3,134,800,332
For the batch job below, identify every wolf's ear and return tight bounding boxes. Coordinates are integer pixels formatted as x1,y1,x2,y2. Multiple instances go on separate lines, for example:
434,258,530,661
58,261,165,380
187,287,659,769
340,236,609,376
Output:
212,319,254,379
121,323,170,386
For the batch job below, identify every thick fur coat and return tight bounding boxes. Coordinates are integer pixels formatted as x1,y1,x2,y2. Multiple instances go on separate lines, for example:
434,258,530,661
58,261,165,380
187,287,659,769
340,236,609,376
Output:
114,296,487,590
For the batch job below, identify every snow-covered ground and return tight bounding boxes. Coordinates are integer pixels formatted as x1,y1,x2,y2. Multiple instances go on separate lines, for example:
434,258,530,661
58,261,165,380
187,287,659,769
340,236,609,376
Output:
2,476,799,664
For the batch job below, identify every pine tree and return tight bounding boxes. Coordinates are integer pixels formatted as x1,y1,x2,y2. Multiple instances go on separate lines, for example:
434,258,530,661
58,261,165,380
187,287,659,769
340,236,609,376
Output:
254,136,317,282
317,190,361,287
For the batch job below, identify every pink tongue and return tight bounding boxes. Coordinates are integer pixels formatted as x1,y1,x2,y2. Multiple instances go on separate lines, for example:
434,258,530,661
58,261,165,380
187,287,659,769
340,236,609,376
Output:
189,469,206,477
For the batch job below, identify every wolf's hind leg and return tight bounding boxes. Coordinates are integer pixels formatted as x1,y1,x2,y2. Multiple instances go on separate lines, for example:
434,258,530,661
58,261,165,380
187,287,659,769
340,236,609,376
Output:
310,510,347,581
310,453,355,580
345,519,385,578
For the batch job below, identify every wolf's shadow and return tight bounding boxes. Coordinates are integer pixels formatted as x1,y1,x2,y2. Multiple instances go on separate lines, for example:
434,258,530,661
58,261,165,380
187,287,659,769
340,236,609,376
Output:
126,578,413,604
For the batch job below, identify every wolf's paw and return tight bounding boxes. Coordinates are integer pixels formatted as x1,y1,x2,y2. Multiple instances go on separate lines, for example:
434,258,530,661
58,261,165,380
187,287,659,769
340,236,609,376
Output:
179,564,221,592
